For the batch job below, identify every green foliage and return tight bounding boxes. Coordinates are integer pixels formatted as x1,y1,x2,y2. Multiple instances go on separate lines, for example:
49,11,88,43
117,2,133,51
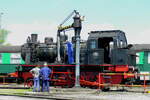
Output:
5,43,11,46
0,29,9,45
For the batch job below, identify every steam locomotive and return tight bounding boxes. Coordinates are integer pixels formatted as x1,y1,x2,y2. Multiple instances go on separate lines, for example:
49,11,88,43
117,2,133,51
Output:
21,30,135,66
19,30,136,89
16,11,137,89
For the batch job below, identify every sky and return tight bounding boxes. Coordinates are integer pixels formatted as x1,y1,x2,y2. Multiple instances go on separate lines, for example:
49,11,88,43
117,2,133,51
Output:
0,0,150,45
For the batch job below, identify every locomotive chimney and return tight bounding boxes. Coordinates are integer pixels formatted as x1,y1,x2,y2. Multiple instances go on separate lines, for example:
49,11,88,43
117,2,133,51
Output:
31,34,38,43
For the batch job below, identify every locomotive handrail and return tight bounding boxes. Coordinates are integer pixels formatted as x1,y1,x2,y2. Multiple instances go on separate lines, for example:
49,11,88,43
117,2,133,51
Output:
17,64,116,67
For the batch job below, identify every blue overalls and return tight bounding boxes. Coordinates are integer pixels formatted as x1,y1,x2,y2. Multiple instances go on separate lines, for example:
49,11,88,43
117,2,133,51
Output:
30,67,40,92
67,41,74,64
33,77,40,92
40,66,51,92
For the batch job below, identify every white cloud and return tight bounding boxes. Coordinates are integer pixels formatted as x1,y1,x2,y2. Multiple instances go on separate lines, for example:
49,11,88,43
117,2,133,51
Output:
122,27,150,44
5,21,150,45
5,21,117,45
128,29,150,44
82,23,150,44
81,23,118,40
5,21,58,45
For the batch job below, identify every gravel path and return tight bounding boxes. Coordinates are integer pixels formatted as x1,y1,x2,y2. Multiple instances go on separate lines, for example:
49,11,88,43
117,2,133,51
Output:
0,92,150,100
60,93,150,100
0,85,150,100
0,96,50,100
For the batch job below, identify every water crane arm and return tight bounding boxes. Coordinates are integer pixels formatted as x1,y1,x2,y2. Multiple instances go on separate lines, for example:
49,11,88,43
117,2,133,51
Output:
59,10,77,27
56,10,82,87
56,10,82,62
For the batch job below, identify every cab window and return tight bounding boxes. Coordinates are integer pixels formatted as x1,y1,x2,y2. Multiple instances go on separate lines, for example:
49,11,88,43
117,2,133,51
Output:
90,41,96,49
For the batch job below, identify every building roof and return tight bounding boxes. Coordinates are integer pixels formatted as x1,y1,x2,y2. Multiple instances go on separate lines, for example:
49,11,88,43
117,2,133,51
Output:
131,44,150,52
0,46,21,53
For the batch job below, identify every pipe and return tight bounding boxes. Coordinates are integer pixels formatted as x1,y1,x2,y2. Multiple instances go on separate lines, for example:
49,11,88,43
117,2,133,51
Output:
56,31,61,62
73,11,82,87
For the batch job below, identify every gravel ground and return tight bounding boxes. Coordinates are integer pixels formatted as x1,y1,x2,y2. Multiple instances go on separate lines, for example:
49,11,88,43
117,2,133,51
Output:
0,93,150,100
50,87,150,100
59,92,150,100
0,96,50,100
0,85,150,100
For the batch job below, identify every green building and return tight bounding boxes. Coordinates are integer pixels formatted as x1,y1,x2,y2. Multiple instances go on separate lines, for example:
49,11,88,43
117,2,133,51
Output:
132,44,150,72
136,51,150,72
0,46,24,74
132,44,150,80
0,53,25,74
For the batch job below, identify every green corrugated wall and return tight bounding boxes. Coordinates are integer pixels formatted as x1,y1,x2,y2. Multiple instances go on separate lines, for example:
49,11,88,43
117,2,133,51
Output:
0,53,25,74
21,59,25,64
2,53,10,64
0,64,17,74
136,51,150,72
139,52,144,64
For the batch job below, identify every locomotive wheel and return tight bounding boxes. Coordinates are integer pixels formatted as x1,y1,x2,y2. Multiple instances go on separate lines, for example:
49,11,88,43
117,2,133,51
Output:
25,78,33,88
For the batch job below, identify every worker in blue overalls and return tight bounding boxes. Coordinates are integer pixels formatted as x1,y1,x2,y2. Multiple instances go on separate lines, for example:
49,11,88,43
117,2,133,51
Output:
40,62,51,92
66,41,74,64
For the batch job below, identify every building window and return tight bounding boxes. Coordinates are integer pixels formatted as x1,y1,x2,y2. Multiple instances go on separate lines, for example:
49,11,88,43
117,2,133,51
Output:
136,53,140,64
148,52,150,64
10,53,21,64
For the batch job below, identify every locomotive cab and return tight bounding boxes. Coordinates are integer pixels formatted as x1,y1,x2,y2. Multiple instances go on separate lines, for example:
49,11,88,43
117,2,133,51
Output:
87,30,129,65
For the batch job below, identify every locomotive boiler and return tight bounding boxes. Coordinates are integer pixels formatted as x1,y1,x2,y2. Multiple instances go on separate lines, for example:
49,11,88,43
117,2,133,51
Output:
21,34,58,64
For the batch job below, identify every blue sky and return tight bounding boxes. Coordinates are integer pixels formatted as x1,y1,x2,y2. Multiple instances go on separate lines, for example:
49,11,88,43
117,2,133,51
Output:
0,0,150,45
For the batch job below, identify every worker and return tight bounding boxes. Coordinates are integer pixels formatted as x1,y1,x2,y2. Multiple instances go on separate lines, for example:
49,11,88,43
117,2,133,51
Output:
40,62,51,92
30,65,40,92
66,41,74,64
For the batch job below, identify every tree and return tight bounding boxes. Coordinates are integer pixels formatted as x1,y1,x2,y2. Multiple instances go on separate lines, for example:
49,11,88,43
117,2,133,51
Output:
0,29,9,45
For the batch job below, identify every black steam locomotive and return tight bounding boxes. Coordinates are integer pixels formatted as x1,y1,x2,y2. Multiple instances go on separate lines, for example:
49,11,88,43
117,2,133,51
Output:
21,30,135,66
20,11,136,88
